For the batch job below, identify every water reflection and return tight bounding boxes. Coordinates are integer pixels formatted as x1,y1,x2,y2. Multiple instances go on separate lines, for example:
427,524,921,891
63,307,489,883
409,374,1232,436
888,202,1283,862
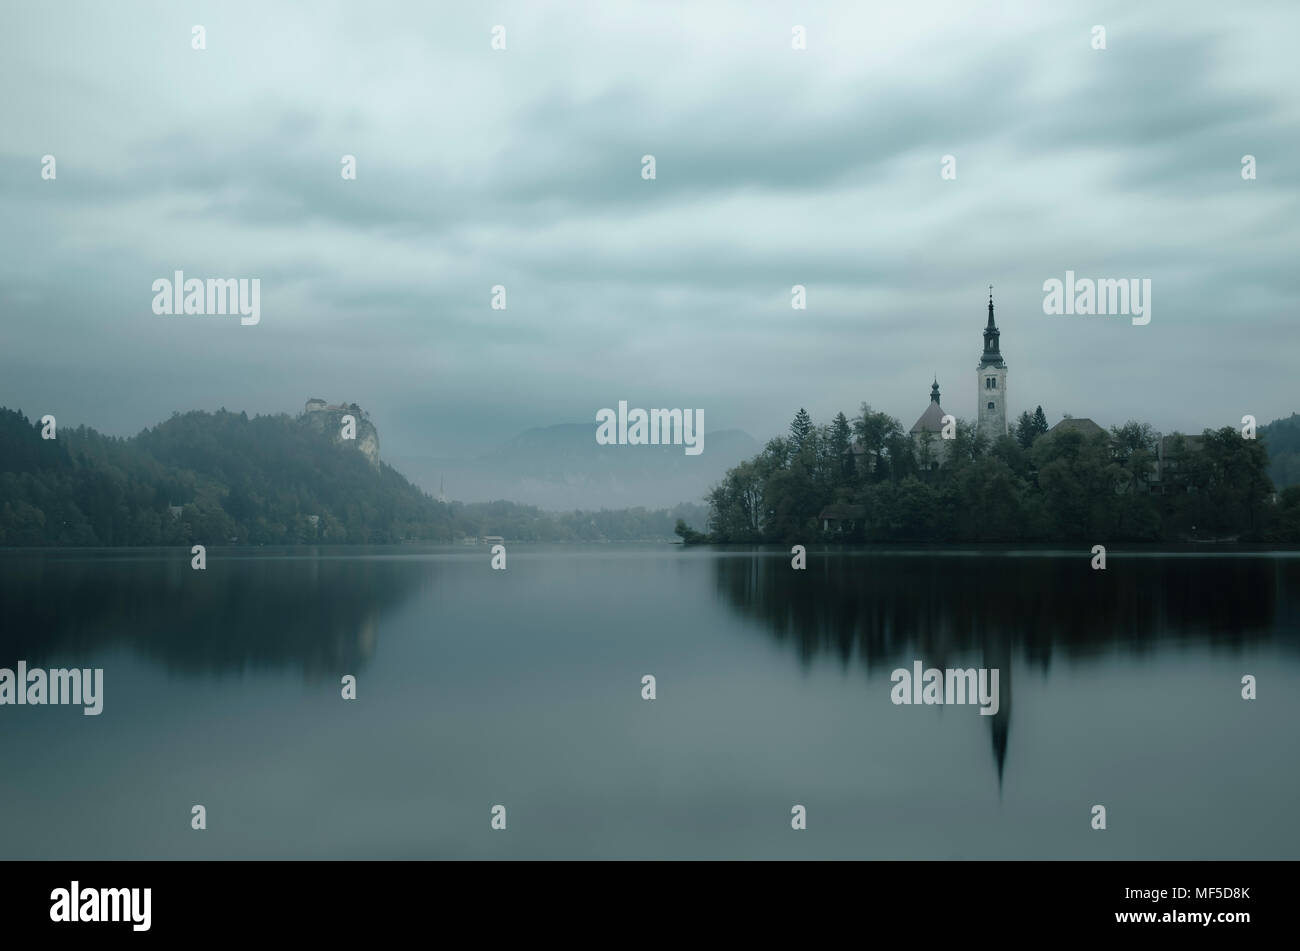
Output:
712,551,1300,789
0,549,429,678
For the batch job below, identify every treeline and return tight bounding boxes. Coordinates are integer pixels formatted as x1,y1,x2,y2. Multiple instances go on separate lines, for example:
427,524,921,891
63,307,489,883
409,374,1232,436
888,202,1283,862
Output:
1260,413,1300,491
695,404,1300,544
0,408,708,546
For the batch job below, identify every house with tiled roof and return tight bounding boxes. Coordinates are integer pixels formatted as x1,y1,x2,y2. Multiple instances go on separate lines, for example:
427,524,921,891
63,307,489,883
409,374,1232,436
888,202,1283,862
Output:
1049,416,1108,439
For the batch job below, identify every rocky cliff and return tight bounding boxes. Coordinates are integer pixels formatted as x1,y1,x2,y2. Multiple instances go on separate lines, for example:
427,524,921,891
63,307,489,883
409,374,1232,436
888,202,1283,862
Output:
301,401,380,467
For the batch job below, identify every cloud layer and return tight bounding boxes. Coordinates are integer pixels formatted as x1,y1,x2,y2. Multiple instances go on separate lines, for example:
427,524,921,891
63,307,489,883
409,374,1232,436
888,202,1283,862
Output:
1,0,1296,460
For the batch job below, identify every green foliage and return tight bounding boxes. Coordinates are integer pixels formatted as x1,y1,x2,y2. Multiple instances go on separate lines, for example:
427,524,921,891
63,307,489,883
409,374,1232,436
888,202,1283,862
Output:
1277,486,1300,540
1032,406,1049,438
1013,405,1049,449
0,408,709,546
674,518,708,544
0,408,444,546
789,408,813,450
829,412,853,481
702,405,1290,543
1260,413,1300,490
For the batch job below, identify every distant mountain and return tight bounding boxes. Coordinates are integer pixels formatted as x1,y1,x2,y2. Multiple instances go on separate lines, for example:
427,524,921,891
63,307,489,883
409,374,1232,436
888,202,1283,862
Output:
393,423,759,509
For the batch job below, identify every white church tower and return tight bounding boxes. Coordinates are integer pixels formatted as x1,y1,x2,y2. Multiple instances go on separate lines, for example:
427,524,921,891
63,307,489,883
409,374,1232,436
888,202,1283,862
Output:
977,287,1007,439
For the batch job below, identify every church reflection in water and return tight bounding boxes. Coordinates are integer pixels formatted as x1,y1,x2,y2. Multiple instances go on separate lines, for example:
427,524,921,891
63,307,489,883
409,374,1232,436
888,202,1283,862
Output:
710,550,1300,789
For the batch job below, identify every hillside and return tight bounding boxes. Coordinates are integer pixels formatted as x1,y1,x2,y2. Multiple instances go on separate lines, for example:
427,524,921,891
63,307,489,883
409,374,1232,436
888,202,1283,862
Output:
1261,413,1300,490
0,407,711,546
0,407,450,546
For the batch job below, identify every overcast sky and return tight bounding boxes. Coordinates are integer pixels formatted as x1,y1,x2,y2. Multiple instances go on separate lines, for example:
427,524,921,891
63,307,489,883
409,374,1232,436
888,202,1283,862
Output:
1,0,1296,459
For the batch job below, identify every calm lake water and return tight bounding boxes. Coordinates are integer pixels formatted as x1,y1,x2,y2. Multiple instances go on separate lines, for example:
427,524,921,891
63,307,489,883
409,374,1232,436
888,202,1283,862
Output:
1,544,1297,859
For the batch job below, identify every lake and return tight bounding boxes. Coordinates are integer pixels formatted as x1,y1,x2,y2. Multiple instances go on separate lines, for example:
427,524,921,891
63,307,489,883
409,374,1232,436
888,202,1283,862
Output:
1,544,1297,859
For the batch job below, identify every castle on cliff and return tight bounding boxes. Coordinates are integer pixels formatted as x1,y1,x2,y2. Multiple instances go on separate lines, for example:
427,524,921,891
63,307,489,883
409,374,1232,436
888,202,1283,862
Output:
302,398,379,467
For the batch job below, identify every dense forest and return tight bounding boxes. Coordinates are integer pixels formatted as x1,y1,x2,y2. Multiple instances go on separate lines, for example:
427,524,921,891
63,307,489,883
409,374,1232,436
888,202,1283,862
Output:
1260,412,1300,491
0,408,706,546
689,404,1300,544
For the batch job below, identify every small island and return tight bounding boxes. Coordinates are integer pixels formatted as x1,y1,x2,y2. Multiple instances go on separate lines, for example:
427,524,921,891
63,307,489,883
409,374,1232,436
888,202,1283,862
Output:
680,297,1300,545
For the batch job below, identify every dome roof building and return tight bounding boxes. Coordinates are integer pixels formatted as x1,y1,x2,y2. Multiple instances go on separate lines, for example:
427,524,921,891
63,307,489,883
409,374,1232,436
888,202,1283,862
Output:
911,379,950,470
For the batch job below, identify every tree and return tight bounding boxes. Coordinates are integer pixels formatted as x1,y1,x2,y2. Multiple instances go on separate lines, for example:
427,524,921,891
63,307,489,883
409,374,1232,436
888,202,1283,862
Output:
1275,486,1300,541
1031,429,1120,539
1260,412,1300,490
1194,427,1273,535
991,434,1029,478
790,408,813,451
830,412,853,484
1110,420,1157,459
700,403,1281,544
1032,406,1049,439
895,476,940,539
674,518,707,544
916,431,937,476
1015,407,1049,449
706,460,764,541
946,418,988,471
952,457,1026,541
853,404,903,482
883,430,918,482
1014,410,1036,450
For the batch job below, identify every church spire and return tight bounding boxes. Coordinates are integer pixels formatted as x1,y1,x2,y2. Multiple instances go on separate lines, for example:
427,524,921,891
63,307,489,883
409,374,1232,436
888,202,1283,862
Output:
930,378,941,404
980,285,1004,367
977,283,1008,439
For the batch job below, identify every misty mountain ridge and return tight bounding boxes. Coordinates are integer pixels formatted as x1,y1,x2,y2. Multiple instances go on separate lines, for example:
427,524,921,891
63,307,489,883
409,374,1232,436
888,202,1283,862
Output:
395,422,759,510
0,407,715,545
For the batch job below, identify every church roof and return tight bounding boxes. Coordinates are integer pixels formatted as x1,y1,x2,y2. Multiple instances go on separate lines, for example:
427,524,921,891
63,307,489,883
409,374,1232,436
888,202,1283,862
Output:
911,401,947,434
980,291,1005,368
1050,417,1106,438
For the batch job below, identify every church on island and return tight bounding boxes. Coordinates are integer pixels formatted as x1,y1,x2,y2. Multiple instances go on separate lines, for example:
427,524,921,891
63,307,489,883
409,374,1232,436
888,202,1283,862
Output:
822,291,1013,533
909,289,1008,469
821,288,1206,534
